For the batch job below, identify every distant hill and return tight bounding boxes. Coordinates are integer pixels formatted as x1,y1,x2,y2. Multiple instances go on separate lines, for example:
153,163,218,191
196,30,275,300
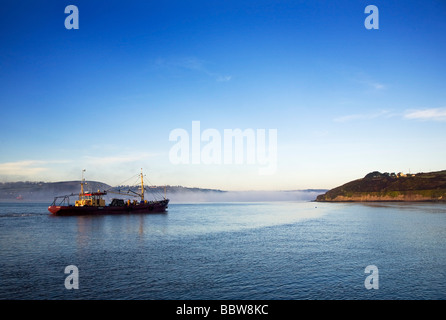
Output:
0,181,111,202
0,181,324,203
316,170,446,202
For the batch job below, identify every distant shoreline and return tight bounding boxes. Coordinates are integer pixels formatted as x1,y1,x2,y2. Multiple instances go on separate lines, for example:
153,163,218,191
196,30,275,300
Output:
0,181,327,203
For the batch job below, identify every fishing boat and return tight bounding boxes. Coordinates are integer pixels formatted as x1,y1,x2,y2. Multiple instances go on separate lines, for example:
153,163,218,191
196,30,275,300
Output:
48,170,169,216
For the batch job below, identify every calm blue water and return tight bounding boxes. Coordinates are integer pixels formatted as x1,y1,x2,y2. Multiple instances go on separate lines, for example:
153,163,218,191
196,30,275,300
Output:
0,201,445,300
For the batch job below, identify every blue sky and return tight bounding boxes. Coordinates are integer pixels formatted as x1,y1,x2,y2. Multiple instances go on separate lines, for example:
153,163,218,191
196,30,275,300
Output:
1,0,445,190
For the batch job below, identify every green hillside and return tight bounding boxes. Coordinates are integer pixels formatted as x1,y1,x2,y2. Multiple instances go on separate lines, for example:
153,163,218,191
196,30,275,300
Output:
316,170,446,202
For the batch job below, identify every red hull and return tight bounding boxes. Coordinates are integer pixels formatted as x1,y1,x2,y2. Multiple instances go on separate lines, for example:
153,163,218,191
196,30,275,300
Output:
48,199,169,216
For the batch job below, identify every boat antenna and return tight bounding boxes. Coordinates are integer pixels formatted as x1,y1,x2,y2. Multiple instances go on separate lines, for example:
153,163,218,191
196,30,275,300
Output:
140,168,144,202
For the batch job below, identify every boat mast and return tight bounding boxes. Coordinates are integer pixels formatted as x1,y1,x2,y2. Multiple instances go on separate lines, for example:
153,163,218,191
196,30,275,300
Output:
80,169,86,196
140,168,144,202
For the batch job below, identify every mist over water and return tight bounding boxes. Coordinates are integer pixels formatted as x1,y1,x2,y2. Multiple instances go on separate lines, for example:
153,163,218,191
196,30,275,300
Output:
164,190,324,203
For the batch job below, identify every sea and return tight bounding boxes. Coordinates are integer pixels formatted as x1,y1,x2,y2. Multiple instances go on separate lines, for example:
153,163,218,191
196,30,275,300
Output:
0,201,445,301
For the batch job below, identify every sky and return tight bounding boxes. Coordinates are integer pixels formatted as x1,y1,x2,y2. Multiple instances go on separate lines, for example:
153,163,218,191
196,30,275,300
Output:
0,0,445,191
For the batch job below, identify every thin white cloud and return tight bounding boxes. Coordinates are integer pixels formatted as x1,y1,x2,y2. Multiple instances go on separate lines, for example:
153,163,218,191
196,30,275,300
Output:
0,160,69,179
370,82,385,90
334,110,392,123
168,57,206,72
154,56,232,82
349,71,386,91
357,79,386,91
216,75,232,82
83,152,158,165
404,107,446,121
335,107,446,123
0,160,47,176
0,153,160,182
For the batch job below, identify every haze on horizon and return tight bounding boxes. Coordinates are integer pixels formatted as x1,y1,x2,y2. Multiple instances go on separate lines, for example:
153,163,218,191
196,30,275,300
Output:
0,1,445,191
